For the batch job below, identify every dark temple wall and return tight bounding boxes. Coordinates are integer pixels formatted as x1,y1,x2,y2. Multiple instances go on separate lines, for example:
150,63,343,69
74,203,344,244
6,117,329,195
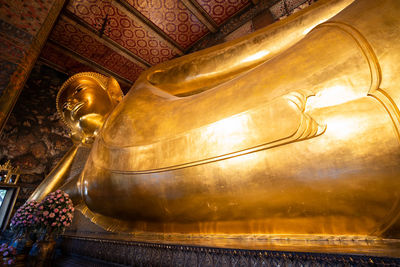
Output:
0,63,72,207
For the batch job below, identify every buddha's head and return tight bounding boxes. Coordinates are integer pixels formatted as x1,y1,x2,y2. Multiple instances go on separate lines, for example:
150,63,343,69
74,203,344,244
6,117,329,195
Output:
57,72,123,145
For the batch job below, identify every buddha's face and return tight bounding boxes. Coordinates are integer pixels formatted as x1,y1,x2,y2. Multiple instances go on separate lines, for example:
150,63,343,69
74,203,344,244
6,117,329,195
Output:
60,77,115,143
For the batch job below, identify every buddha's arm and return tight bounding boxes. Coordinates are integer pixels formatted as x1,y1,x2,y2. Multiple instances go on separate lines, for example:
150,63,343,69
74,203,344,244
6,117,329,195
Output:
28,145,80,202
145,0,354,97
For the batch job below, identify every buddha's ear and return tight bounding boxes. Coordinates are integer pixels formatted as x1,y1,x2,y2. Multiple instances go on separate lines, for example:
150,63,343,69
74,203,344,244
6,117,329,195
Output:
106,76,124,103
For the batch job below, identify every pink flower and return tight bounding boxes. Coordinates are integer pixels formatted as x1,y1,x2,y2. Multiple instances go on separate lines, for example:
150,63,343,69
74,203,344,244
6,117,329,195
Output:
39,206,43,210
49,213,55,218
54,208,59,213
62,208,67,213
61,215,66,221
51,222,57,226
60,198,64,202
43,211,49,216
57,194,62,198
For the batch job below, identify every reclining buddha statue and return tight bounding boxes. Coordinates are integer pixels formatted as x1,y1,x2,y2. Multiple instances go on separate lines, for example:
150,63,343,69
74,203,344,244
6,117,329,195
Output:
30,0,400,239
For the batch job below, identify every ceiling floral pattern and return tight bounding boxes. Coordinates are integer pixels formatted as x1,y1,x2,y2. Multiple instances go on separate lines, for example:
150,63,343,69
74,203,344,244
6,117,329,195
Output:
65,0,178,65
39,0,314,89
49,16,145,82
195,0,250,25
126,0,209,48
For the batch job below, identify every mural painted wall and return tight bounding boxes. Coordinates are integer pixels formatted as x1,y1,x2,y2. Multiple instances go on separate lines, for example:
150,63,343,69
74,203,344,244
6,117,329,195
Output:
0,64,71,208
0,0,65,131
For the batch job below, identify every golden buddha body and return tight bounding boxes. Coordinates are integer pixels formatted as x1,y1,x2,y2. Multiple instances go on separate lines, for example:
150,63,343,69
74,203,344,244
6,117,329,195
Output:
31,0,400,239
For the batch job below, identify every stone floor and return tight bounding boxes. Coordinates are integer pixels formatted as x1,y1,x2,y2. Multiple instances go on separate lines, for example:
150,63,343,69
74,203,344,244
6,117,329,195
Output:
55,255,125,267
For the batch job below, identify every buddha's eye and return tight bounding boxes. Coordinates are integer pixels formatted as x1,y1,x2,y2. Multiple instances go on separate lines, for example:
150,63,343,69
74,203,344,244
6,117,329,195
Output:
62,103,70,112
76,87,83,93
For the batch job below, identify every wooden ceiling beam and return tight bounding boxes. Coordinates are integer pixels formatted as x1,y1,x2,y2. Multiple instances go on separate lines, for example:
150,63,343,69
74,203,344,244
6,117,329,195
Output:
61,12,151,68
44,39,133,87
180,0,218,33
113,0,184,55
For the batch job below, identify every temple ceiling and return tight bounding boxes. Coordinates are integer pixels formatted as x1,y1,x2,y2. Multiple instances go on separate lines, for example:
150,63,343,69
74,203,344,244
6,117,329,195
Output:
38,0,312,92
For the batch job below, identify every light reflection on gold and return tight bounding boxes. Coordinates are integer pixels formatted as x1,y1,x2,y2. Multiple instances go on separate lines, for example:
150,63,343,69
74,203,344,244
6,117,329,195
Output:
324,115,357,140
306,85,361,110
302,19,329,34
204,114,250,151
240,50,270,64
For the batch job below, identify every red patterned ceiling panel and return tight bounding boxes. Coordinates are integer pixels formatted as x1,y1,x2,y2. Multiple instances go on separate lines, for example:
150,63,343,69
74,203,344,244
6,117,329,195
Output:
66,0,178,65
125,0,209,48
195,0,250,25
49,17,145,82
40,43,96,74
40,43,132,93
0,0,54,35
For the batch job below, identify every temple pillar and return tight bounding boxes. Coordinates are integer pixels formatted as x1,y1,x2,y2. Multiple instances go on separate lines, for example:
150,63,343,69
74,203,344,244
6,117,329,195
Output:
0,0,65,132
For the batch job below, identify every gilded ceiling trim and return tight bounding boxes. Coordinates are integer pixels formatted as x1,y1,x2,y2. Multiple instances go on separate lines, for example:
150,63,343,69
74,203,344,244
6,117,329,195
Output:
113,0,184,55
60,13,150,69
180,0,218,33
46,39,133,87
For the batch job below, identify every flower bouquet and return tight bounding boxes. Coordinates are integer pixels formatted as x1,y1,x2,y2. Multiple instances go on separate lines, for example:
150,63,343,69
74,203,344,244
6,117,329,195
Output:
9,200,39,255
36,189,74,238
0,243,16,265
28,190,74,265
10,200,39,235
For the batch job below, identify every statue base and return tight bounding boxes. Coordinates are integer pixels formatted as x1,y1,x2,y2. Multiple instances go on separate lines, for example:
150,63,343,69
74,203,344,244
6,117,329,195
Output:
58,211,400,265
